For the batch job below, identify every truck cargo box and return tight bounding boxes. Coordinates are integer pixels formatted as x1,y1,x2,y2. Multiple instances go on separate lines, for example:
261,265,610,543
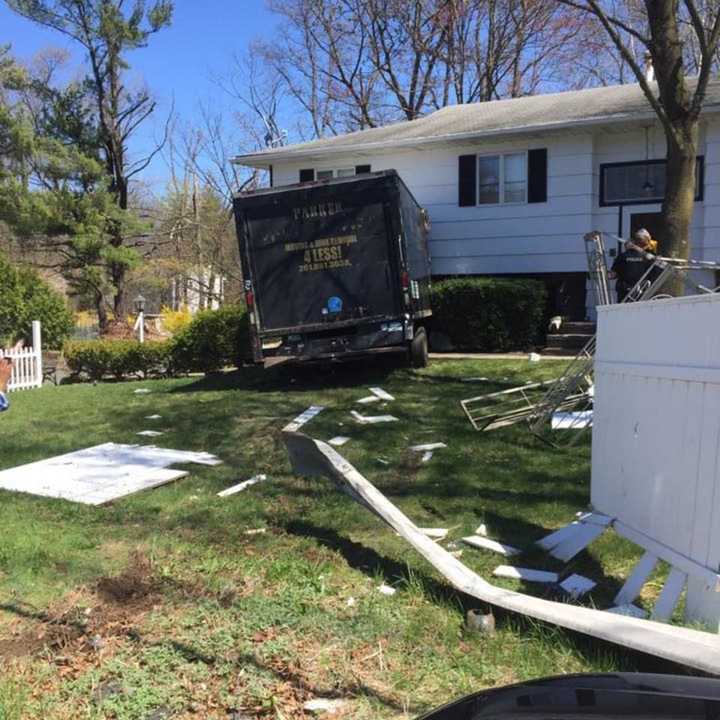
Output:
233,170,431,364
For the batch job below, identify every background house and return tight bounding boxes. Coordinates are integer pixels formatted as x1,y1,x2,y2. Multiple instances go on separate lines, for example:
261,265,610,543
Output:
234,80,720,320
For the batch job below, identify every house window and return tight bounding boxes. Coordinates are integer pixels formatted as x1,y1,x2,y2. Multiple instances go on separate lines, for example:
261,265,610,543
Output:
478,153,527,205
300,165,372,183
317,168,356,179
600,158,704,206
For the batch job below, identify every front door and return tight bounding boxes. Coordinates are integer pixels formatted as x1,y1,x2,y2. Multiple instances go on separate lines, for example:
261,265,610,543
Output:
630,212,664,253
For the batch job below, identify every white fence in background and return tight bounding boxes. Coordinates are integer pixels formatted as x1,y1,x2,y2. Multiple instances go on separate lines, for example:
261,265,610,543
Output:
1,321,43,391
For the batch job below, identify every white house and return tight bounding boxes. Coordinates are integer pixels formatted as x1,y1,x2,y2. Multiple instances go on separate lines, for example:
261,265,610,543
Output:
234,80,720,319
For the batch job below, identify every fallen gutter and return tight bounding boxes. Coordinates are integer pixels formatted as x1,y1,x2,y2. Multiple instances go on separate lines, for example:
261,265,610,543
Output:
283,431,720,675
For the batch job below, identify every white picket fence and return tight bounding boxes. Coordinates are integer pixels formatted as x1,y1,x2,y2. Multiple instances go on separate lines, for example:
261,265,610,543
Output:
1,321,43,391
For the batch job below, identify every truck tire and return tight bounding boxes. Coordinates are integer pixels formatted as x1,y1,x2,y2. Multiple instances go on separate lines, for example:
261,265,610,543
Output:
409,327,428,368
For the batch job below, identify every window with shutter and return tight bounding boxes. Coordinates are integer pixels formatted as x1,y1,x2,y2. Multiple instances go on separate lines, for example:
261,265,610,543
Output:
458,155,477,206
527,149,547,203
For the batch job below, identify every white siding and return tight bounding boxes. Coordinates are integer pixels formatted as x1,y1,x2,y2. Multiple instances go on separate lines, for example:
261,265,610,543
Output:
271,118,720,294
591,124,707,254
273,133,595,276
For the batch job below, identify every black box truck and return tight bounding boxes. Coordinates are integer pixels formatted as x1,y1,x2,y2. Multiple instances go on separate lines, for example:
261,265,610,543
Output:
233,169,432,366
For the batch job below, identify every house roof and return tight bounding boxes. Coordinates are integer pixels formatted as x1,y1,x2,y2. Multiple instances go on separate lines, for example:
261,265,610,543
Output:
234,79,720,168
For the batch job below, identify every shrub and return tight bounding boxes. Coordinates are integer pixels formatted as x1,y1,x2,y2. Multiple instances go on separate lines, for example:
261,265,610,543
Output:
0,253,73,349
428,277,547,352
168,305,250,374
64,340,170,380
159,304,193,335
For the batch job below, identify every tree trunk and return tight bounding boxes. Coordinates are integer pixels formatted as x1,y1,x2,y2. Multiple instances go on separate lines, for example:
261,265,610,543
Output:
96,291,108,329
112,264,126,318
661,123,697,262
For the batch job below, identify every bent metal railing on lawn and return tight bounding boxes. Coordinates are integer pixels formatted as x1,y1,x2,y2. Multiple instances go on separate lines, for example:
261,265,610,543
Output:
282,430,720,675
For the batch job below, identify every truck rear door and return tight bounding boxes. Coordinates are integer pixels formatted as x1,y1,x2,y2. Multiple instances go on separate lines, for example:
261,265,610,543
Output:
239,184,400,333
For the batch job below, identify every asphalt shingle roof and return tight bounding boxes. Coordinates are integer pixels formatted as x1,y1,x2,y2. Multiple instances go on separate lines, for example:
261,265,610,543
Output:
234,79,720,167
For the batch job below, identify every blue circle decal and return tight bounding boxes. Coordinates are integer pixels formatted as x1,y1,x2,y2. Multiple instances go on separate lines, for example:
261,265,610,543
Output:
327,296,343,313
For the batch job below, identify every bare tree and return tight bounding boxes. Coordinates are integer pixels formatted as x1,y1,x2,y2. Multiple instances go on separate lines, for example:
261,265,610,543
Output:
253,0,612,137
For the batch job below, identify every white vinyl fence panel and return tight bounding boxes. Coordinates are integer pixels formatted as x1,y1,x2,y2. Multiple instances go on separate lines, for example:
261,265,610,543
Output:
592,294,720,628
1,321,43,391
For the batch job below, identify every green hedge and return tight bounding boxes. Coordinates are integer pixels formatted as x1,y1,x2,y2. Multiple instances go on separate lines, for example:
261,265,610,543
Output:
64,340,170,381
63,305,251,381
0,252,73,349
428,278,547,352
168,305,250,374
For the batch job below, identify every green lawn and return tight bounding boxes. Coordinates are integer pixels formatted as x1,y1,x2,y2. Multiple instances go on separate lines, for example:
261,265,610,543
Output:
0,359,673,720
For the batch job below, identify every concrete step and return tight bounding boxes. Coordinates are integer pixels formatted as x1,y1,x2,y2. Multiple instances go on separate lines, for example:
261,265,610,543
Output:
550,321,596,334
545,333,593,350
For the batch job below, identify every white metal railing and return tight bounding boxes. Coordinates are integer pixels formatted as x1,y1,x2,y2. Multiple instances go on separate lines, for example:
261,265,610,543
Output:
1,321,43,391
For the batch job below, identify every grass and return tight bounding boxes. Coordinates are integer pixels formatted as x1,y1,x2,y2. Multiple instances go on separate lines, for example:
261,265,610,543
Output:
0,358,680,719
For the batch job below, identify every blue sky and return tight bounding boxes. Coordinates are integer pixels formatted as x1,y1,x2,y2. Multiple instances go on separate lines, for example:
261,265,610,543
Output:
1,0,277,190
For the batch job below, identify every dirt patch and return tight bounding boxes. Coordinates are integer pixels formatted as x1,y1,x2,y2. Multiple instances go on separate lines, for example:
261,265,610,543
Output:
0,622,83,660
0,553,161,664
97,551,156,603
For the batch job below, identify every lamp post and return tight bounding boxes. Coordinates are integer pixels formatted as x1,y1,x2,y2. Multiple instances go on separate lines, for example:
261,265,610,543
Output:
134,294,146,344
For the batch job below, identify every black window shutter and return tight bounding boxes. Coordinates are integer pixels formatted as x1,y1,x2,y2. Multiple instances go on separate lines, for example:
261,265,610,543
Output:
269,164,274,188
458,155,476,206
299,168,314,182
527,149,547,203
355,164,371,174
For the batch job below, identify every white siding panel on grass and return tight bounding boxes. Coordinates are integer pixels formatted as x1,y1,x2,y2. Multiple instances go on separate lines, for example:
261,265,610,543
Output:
591,293,720,629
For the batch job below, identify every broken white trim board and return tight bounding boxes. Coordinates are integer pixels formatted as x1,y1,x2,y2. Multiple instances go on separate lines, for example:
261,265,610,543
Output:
282,432,720,675
133,388,151,394
144,414,162,420
493,566,558,583
0,443,221,506
218,474,267,497
560,573,597,598
421,451,433,463
537,513,611,562
137,430,164,437
350,410,398,424
357,395,380,404
328,436,350,447
369,387,395,401
462,535,520,556
409,443,447,452
283,405,325,433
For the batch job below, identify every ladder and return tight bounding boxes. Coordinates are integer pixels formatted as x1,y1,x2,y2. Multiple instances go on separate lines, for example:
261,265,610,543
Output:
584,231,612,306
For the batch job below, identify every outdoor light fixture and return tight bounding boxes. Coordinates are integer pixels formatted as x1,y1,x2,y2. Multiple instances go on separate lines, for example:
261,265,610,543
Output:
134,294,146,313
